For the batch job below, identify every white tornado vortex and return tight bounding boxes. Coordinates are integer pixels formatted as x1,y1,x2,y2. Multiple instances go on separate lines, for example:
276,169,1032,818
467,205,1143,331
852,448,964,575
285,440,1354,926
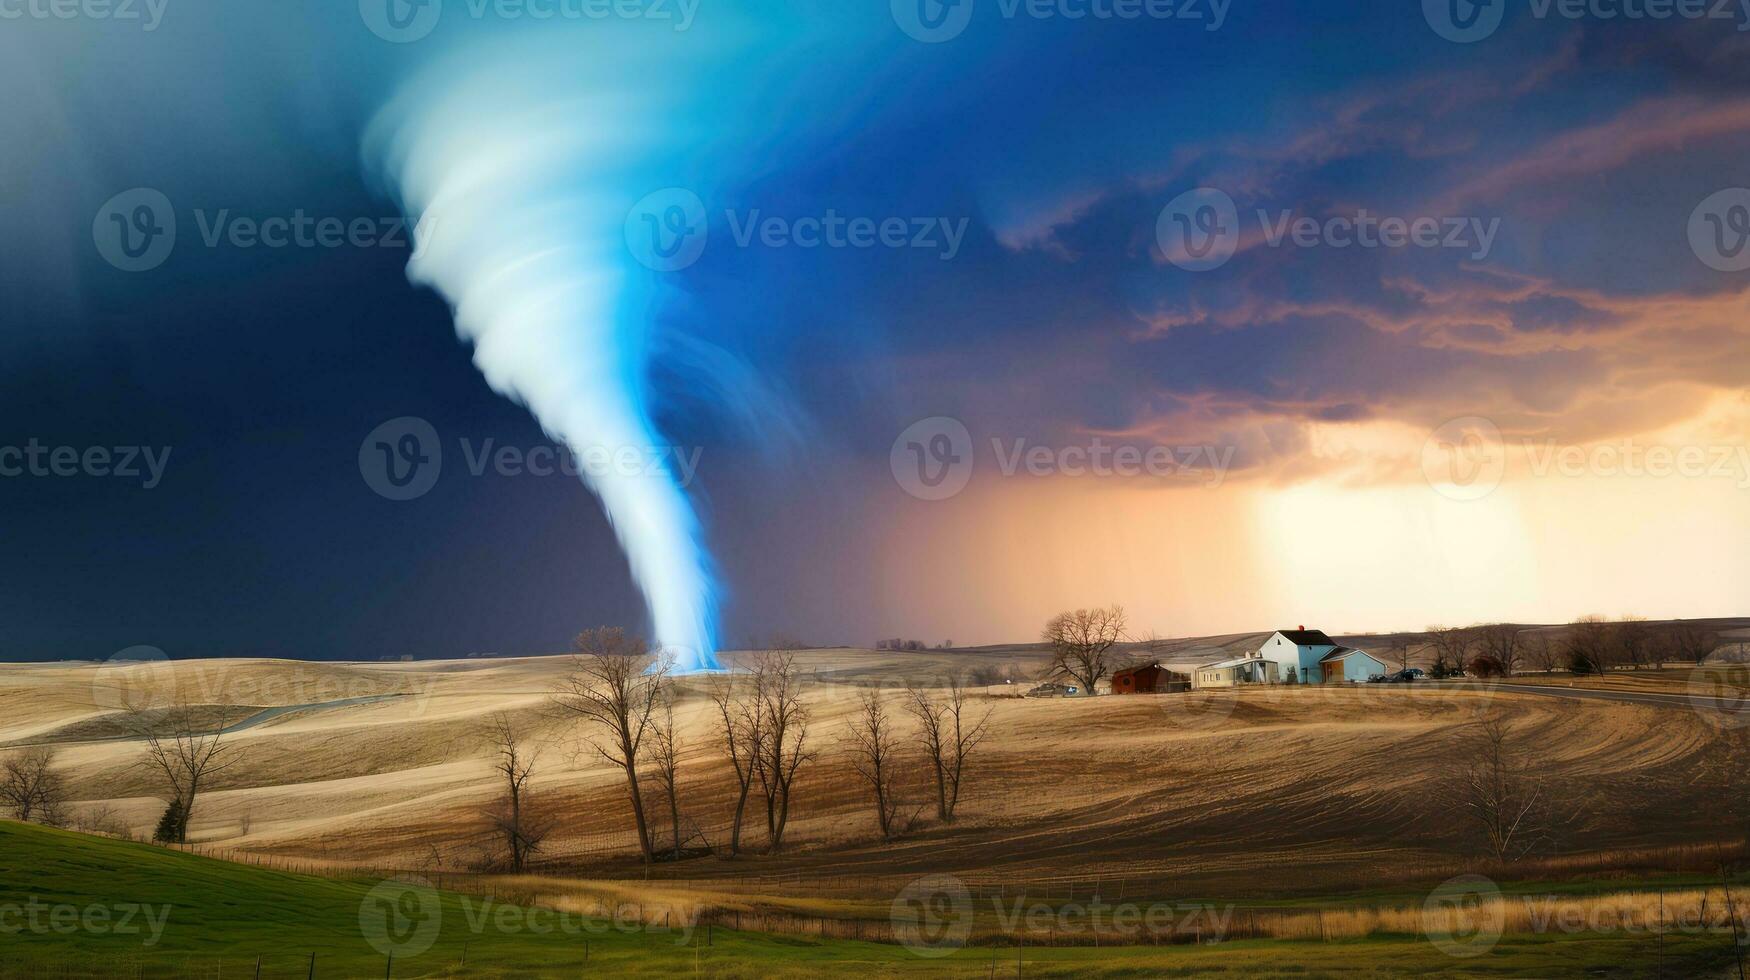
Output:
368,40,720,672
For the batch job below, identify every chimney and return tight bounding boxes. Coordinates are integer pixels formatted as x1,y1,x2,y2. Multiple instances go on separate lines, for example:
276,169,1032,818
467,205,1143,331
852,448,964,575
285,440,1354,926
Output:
1299,624,1305,632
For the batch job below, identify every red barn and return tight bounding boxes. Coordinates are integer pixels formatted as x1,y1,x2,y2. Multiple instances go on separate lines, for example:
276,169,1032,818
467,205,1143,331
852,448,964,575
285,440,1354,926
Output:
1111,662,1190,695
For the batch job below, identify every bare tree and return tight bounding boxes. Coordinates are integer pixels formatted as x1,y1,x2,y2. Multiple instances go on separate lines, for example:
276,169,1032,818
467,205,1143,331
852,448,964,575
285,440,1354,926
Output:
845,690,903,839
1,747,66,825
481,712,552,873
1646,626,1676,669
750,648,813,852
1446,717,1563,862
1523,631,1562,673
1426,625,1476,678
1670,620,1722,667
126,696,241,844
1567,615,1613,674
1614,616,1652,670
707,673,764,857
646,694,685,861
71,803,129,839
1476,625,1524,677
1392,640,1414,675
1042,606,1126,694
554,627,669,863
903,677,992,823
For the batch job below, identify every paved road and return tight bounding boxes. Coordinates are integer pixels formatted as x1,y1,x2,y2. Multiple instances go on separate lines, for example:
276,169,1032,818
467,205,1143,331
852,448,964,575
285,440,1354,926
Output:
1494,681,1749,715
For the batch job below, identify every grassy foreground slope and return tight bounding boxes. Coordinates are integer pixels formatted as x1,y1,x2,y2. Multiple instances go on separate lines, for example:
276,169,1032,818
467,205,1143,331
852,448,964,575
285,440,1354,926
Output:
0,821,1740,978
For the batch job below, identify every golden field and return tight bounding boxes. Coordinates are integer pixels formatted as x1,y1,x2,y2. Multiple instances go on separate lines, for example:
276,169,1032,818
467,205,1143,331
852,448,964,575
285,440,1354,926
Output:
3,646,1746,908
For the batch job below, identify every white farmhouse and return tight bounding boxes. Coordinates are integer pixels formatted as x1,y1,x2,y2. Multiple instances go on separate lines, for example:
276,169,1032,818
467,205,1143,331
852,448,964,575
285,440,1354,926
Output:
1194,628,1389,687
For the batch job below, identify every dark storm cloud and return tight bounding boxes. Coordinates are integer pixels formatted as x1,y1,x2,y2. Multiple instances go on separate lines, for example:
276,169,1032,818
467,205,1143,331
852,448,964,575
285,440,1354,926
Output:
6,3,1750,656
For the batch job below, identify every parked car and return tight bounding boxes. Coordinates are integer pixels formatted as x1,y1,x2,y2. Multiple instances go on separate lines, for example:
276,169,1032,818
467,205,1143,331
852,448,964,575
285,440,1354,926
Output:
1025,682,1079,698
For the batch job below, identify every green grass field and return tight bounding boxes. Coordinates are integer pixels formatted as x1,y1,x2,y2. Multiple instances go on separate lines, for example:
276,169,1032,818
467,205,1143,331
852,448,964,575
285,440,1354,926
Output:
0,821,1742,978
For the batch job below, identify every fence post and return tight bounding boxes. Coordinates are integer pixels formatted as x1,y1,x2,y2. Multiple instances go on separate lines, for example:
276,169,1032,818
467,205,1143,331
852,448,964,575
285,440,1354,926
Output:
1719,866,1746,980
384,952,393,980
306,952,315,979
1657,889,1667,980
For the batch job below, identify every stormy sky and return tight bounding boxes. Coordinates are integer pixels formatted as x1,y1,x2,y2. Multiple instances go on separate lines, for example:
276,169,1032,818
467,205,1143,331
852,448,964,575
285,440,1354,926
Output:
3,1,1748,661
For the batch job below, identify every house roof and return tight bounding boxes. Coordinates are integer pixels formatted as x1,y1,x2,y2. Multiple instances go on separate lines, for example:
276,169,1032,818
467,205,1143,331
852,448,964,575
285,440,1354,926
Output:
1117,662,1191,679
1319,646,1378,663
1200,655,1265,670
1277,629,1336,646
1113,662,1162,678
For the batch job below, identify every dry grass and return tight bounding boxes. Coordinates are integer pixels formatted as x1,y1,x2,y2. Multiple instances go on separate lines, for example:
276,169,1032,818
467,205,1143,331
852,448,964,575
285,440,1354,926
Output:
5,649,1746,905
